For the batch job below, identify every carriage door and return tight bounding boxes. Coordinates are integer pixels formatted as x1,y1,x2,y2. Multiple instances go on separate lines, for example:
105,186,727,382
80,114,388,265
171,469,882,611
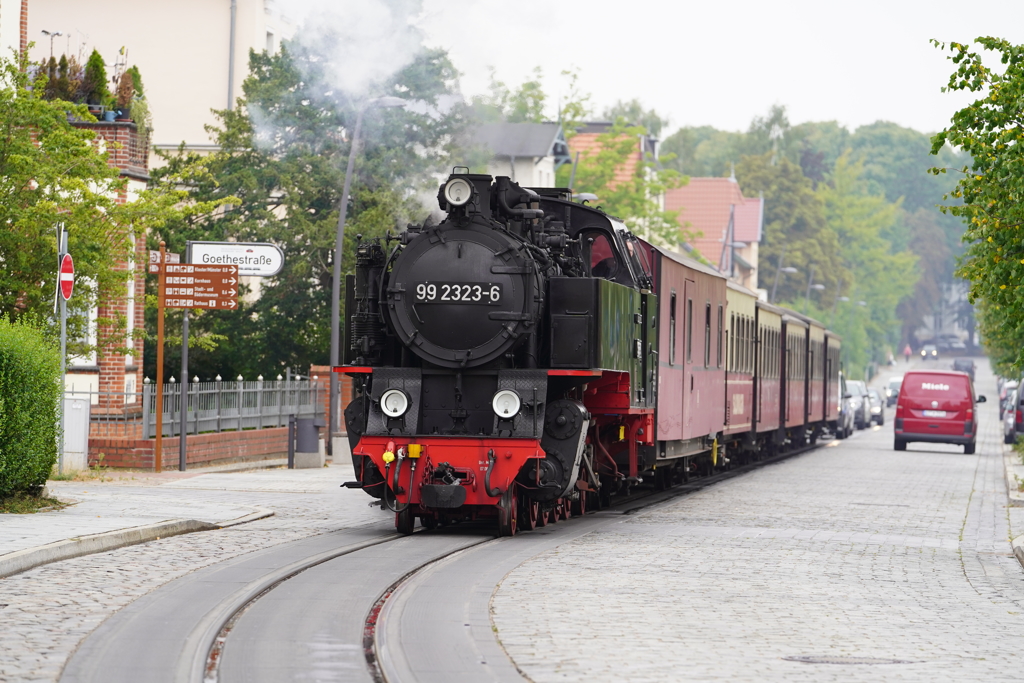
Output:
683,279,695,432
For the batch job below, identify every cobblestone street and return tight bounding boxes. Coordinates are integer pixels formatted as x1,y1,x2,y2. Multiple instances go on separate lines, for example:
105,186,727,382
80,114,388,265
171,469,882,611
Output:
492,362,1024,681
0,463,390,683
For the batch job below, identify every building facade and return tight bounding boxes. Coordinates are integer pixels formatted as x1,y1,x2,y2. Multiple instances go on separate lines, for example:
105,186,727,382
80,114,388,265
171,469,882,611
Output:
473,122,570,187
25,0,293,163
665,176,764,292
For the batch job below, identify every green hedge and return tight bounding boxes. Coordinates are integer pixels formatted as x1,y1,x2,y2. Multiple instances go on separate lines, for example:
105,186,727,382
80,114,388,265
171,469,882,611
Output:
0,317,61,497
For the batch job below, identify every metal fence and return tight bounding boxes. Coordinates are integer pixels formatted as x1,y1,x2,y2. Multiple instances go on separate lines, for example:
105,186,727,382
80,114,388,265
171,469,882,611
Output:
66,379,325,439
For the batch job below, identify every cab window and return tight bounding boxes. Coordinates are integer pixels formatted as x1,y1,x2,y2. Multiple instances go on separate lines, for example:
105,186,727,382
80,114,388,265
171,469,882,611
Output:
586,233,619,280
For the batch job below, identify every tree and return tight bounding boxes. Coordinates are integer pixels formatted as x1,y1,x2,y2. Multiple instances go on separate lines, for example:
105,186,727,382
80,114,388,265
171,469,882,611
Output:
0,50,224,362
817,155,918,370
736,154,846,306
556,119,684,247
147,45,469,380
603,99,668,138
930,37,1024,370
472,66,546,123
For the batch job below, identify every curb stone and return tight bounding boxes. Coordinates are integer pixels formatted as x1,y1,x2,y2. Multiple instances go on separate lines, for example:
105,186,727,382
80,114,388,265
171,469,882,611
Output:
0,507,274,579
1014,536,1024,571
1004,449,1024,507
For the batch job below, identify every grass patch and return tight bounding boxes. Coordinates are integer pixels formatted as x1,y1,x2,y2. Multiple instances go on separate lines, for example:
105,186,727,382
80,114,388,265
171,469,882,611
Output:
0,492,68,514
49,468,114,483
1013,439,1024,465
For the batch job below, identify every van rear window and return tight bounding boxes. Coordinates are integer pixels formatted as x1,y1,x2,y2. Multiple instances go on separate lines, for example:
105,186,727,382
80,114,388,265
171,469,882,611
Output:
900,374,970,397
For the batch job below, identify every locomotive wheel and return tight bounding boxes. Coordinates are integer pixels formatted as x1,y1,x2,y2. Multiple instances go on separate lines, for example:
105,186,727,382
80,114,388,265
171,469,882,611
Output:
546,505,558,525
561,498,571,520
420,514,437,530
396,508,415,536
519,497,539,532
536,504,548,527
572,491,586,516
497,488,518,537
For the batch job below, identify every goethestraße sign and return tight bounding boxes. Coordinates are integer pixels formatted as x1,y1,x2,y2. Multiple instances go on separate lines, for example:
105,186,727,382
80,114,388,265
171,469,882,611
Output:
189,241,284,277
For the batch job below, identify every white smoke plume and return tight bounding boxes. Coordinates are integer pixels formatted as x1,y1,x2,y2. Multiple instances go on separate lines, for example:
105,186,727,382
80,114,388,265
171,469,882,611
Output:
282,0,428,99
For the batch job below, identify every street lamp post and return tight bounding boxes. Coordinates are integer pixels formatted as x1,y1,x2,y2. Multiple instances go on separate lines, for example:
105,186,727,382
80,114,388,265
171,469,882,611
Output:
40,30,62,59
803,264,825,314
329,96,406,449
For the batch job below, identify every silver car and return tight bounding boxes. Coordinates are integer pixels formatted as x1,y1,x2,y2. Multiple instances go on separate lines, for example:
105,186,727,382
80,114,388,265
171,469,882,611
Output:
1004,388,1019,445
867,388,884,426
846,380,870,430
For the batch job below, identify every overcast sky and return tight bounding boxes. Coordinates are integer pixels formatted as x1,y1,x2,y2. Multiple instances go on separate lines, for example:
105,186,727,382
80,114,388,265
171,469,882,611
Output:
417,0,1023,137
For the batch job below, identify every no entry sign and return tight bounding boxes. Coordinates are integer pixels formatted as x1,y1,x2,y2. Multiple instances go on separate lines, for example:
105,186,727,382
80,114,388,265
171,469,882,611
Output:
59,253,74,300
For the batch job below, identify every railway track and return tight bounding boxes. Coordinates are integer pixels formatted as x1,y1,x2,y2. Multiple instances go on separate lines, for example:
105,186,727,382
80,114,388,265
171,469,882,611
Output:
59,439,828,683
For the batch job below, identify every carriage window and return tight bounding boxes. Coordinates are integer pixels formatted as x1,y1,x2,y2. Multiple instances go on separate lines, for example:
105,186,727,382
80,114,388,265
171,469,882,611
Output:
686,298,693,363
704,304,711,367
729,313,736,371
717,305,723,368
587,233,618,279
669,292,677,366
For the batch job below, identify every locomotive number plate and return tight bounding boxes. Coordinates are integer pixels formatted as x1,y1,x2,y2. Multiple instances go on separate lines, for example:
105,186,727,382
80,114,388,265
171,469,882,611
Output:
414,282,503,304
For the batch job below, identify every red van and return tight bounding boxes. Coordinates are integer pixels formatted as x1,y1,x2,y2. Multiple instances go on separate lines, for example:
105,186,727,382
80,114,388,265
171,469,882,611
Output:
894,370,986,453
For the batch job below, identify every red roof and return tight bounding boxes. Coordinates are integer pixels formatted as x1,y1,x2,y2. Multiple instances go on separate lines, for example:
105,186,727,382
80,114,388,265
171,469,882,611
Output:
664,178,763,270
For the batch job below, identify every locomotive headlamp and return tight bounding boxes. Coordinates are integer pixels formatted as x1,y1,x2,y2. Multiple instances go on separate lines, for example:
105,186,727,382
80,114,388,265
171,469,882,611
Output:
492,390,522,418
380,389,411,418
444,177,473,207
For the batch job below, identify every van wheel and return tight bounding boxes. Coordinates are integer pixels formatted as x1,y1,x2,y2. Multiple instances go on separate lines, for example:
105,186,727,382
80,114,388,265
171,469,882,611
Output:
964,442,976,455
1005,433,1016,445
894,439,906,451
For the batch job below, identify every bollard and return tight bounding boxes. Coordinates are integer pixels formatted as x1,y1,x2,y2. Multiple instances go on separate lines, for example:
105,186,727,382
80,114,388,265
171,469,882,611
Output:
294,417,324,468
287,414,296,469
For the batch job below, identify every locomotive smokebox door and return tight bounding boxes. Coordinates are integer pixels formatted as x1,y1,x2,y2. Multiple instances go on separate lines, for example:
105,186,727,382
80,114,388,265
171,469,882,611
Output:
385,226,541,369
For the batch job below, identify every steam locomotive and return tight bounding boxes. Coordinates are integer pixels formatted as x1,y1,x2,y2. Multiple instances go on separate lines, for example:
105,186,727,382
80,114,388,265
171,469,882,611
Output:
338,171,842,535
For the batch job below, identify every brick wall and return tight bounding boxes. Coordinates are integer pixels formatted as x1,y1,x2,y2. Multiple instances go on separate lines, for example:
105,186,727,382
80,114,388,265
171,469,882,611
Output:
89,427,290,470
19,0,27,55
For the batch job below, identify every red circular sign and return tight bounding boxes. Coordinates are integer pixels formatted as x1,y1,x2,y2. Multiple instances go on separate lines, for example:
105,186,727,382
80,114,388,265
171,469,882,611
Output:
59,253,74,300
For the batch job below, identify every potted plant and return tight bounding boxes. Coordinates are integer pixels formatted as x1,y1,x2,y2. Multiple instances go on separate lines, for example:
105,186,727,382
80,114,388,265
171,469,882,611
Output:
115,70,134,121
82,49,110,119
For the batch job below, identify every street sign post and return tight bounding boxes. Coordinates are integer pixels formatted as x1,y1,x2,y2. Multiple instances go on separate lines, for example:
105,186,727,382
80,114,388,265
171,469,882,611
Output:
59,254,74,300
159,264,239,310
189,241,284,277
56,228,70,475
150,242,278,471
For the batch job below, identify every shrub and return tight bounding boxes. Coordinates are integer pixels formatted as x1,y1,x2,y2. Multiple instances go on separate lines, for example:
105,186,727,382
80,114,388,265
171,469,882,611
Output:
0,317,62,497
82,49,110,107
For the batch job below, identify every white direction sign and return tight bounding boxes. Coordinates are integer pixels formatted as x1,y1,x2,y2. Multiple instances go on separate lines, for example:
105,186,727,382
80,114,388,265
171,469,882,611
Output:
189,241,284,277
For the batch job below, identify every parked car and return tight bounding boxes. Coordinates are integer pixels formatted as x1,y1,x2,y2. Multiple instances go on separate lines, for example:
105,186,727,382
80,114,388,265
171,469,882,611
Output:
920,344,939,361
836,373,854,439
885,376,903,407
894,370,986,453
846,380,871,430
1000,380,1019,420
1003,388,1019,444
867,388,885,426
952,358,976,380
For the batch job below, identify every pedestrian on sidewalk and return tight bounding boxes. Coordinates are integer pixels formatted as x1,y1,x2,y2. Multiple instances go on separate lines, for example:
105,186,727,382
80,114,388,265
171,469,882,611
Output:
903,344,912,363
